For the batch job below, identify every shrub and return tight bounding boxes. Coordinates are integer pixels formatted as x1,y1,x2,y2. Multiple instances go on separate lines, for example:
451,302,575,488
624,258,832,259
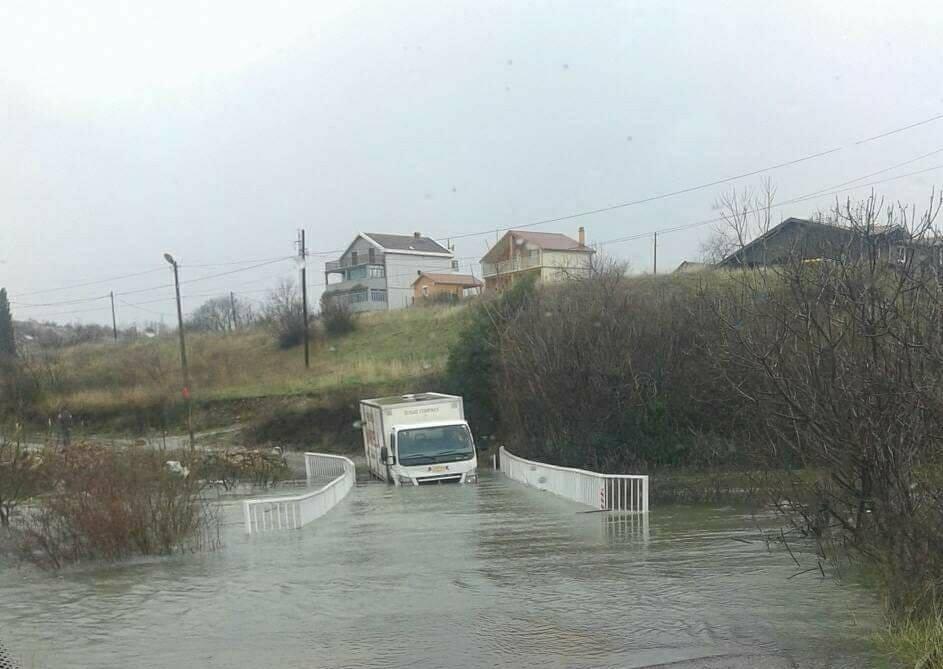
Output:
445,276,535,437
13,443,218,568
321,299,356,337
0,431,45,527
262,279,308,349
195,448,290,490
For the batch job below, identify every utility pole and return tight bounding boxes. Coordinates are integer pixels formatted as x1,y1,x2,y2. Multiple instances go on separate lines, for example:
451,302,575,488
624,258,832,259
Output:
298,229,310,369
109,291,118,341
163,253,195,451
653,232,658,275
230,291,238,331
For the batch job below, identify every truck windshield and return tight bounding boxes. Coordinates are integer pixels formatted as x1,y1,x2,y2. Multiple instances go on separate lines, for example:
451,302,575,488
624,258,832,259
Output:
397,425,475,465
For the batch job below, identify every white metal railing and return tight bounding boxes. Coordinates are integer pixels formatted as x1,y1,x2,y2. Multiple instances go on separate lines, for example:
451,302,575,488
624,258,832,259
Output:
481,254,543,278
243,453,356,534
499,446,649,513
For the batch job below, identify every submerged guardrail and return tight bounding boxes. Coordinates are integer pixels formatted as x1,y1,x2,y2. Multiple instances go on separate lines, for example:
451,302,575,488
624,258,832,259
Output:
499,446,649,513
243,453,355,534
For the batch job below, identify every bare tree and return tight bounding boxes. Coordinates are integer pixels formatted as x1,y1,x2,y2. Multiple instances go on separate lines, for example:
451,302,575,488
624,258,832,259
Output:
708,191,943,614
262,279,306,349
706,178,778,263
188,296,254,333
0,433,44,527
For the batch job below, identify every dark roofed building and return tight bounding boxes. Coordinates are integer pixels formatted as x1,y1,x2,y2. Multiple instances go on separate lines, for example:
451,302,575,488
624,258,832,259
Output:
717,217,908,268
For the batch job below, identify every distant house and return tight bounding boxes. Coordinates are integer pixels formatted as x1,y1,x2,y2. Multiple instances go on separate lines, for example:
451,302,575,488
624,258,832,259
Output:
412,272,482,303
480,228,595,292
323,233,456,312
673,261,709,274
717,217,908,268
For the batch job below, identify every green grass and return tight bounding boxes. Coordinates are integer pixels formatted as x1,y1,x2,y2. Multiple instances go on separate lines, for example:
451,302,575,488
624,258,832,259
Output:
31,304,468,422
877,613,943,668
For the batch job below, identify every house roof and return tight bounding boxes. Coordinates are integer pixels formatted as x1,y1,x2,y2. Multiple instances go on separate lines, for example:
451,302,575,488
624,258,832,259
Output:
717,217,908,267
412,272,482,288
362,233,451,255
673,261,709,274
480,230,594,263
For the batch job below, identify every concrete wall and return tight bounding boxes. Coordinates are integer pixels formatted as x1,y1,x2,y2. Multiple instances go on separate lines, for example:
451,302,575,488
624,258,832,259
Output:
384,253,454,309
540,250,593,282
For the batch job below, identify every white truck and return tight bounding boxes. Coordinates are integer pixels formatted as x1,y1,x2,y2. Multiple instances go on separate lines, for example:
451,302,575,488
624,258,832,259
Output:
360,393,479,486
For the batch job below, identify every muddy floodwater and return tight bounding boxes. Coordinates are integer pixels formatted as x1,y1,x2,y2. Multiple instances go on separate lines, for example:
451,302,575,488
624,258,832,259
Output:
0,472,881,668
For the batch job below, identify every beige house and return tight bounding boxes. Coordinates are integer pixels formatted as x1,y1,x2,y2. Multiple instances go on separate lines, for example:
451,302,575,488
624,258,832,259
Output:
480,228,594,292
412,272,482,303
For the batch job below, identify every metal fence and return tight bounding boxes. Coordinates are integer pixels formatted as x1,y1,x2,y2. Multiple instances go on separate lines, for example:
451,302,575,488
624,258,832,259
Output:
243,453,356,533
499,446,649,513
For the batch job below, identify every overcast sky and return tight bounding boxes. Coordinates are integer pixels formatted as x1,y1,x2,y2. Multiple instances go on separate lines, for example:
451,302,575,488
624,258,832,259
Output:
2,1,942,325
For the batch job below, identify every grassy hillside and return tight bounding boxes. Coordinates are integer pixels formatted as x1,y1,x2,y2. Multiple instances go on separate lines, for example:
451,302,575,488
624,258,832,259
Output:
27,304,467,437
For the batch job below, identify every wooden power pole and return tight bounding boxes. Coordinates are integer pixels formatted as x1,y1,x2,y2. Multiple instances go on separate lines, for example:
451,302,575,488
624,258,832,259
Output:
299,229,310,369
109,291,118,341
653,232,658,275
230,291,238,330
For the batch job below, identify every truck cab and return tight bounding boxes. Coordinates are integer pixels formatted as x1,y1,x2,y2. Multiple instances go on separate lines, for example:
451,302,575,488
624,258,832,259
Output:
361,393,479,485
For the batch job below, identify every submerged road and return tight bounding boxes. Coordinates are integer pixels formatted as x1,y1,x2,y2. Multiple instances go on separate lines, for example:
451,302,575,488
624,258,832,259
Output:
0,472,880,668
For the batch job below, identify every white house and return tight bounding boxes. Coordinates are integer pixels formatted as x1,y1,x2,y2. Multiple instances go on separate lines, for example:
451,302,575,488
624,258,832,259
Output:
323,232,456,311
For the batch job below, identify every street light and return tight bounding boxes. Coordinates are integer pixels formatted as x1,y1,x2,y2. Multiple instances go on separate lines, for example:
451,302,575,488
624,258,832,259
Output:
164,252,194,450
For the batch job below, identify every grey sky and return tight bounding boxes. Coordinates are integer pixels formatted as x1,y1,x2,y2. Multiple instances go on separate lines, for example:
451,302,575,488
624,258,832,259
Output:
3,1,942,325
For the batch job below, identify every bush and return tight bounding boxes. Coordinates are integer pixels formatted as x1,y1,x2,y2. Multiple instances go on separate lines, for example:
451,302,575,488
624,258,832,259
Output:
195,448,290,490
0,431,45,526
445,276,535,437
321,299,356,337
13,443,218,568
262,279,308,350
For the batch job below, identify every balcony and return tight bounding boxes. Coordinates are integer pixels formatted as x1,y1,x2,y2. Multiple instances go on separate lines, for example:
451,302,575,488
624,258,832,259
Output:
325,252,386,273
481,254,542,278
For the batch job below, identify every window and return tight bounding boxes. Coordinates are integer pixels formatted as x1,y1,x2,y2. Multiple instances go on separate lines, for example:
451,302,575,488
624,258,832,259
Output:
349,289,368,303
347,266,367,280
368,248,375,263
396,425,475,465
368,265,385,278
422,285,429,297
897,245,907,264
350,250,359,266
370,288,387,302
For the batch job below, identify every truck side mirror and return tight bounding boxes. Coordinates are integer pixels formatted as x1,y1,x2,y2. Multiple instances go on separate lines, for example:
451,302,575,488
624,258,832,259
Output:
380,446,390,466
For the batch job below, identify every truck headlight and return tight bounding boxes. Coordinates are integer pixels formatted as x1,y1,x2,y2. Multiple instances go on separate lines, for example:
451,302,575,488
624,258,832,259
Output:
464,472,479,483
397,475,416,486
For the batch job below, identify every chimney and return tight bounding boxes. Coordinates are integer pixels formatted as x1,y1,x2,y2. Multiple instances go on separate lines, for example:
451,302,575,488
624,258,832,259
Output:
578,226,585,246
413,231,421,239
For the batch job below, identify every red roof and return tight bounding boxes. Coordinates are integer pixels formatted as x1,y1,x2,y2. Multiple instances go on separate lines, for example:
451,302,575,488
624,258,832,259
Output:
413,272,482,287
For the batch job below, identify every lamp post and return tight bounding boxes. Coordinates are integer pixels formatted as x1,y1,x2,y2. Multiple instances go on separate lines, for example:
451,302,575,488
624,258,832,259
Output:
163,253,194,450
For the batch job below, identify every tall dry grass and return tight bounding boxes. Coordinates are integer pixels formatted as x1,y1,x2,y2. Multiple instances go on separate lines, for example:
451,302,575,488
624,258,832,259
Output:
20,305,466,425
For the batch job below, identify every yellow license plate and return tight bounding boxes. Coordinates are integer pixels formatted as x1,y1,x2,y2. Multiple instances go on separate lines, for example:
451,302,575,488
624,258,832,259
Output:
430,465,448,473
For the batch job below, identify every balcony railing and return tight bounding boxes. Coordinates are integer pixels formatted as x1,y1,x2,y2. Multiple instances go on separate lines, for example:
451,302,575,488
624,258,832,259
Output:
481,254,542,278
325,252,386,273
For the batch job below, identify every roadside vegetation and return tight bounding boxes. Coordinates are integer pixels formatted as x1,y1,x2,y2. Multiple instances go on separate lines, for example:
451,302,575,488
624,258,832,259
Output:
1,303,466,443
3,185,941,662
448,190,943,667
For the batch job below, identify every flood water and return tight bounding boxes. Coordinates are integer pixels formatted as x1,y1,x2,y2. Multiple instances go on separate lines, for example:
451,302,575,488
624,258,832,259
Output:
0,472,881,668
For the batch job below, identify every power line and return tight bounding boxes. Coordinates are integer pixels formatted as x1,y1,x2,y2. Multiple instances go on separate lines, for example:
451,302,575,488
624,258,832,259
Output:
10,268,166,299
596,162,943,247
436,110,943,245
856,111,943,145
11,294,111,309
